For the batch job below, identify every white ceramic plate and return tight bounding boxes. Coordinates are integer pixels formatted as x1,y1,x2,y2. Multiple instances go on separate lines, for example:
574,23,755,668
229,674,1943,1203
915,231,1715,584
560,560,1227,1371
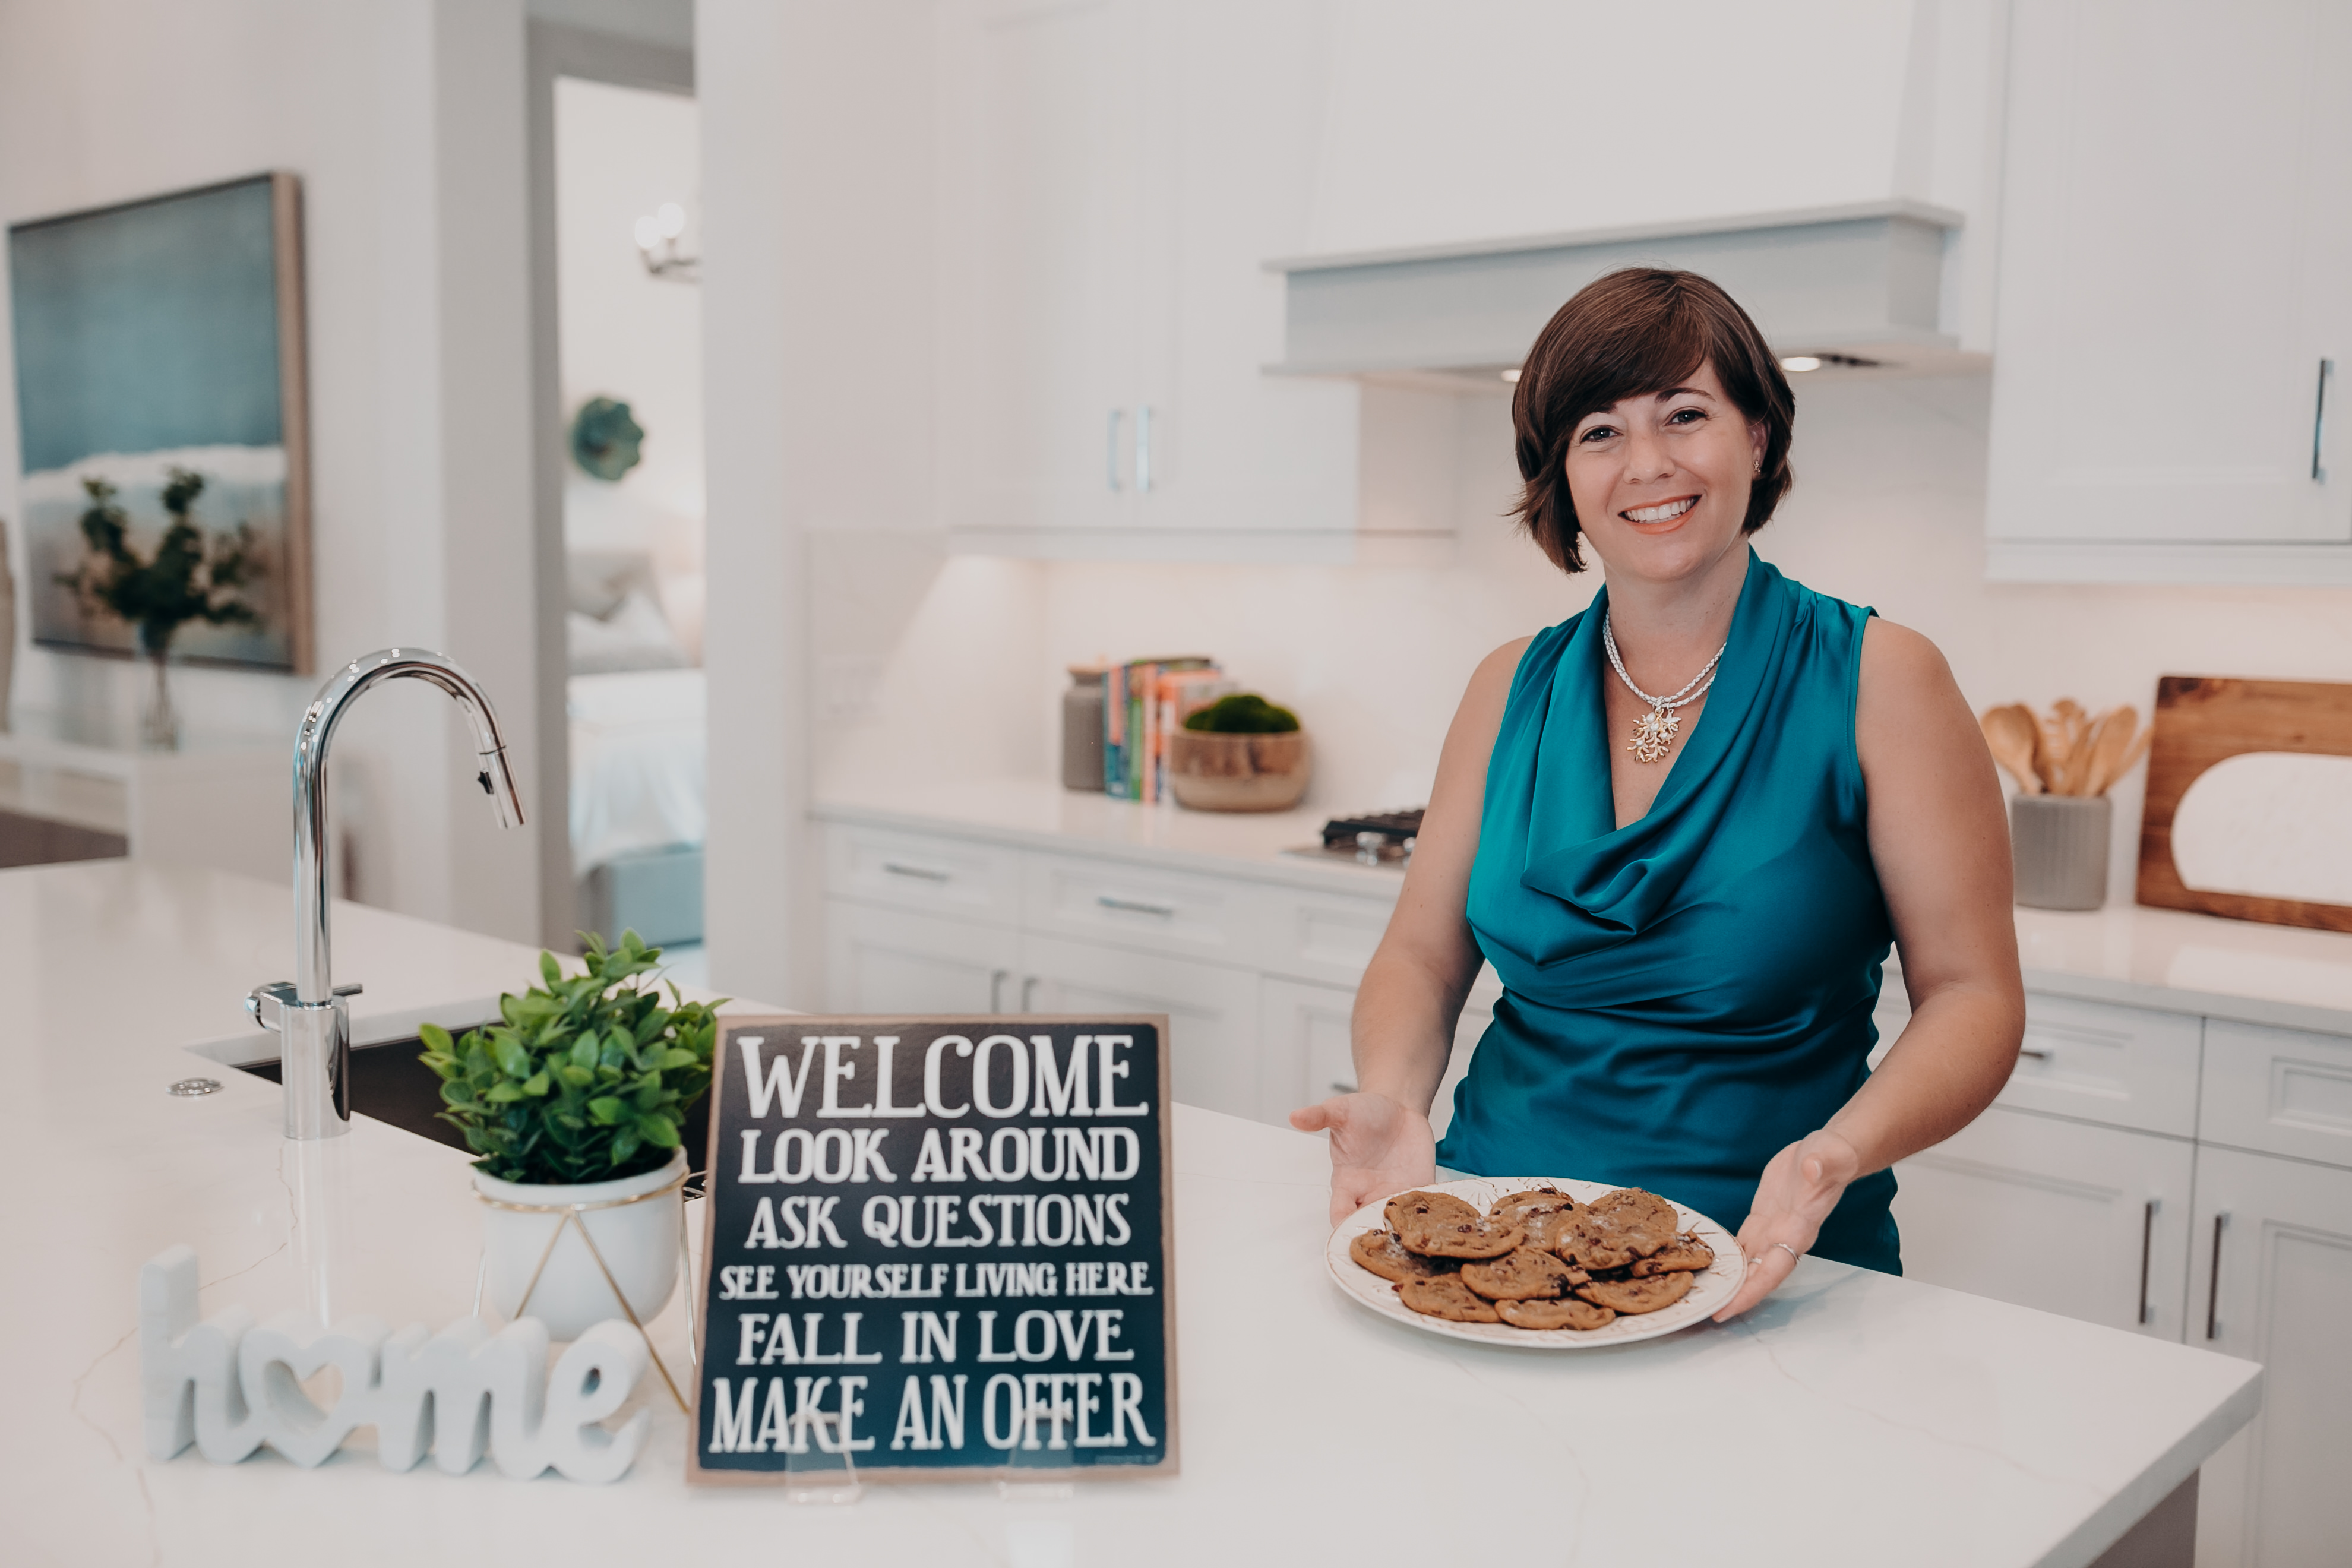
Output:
1326,1175,1747,1349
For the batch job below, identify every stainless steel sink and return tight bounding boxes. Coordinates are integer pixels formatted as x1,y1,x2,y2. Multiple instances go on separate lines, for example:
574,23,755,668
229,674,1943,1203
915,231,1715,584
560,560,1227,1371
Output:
234,1032,712,1176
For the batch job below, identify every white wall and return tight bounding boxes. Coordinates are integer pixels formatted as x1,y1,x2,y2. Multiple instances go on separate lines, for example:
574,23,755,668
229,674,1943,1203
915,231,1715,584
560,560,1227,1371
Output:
700,0,940,1007
555,76,703,526
554,75,704,655
0,0,543,943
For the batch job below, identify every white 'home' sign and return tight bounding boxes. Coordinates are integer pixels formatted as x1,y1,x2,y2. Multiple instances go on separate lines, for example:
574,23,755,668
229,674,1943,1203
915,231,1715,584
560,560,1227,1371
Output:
140,1245,650,1481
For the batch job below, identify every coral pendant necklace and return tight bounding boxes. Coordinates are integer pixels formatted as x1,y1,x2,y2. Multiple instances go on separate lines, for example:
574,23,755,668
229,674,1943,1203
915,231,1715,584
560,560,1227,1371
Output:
1602,612,1726,764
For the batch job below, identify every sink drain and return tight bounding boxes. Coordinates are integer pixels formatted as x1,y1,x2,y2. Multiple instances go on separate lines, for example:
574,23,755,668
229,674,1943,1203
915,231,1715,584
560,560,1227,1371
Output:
168,1077,224,1097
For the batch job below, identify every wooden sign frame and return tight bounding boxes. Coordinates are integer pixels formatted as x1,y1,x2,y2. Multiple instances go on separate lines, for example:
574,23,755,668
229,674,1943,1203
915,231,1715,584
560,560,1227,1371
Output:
2136,675,2352,934
687,1014,1180,1485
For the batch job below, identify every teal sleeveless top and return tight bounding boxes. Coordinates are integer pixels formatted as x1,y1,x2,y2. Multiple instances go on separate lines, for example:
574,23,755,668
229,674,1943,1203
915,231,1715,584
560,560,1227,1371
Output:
1434,551,1901,1273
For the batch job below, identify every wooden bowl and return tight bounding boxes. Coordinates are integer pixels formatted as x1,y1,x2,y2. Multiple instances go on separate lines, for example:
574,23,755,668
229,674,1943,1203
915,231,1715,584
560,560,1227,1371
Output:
1166,729,1311,813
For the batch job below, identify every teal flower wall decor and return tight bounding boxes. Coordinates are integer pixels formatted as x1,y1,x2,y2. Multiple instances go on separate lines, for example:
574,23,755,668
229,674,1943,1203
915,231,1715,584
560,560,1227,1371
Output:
570,397,645,482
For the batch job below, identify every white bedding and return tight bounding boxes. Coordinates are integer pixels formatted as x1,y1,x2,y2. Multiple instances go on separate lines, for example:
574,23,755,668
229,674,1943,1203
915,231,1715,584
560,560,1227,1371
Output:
569,668,706,874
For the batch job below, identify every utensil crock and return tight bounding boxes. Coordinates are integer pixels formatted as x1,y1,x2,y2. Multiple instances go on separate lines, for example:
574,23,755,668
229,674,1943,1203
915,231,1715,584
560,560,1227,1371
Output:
2011,794,2111,911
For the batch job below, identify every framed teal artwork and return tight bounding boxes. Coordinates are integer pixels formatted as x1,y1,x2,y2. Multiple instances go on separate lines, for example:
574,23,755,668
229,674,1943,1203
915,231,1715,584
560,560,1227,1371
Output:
8,172,314,672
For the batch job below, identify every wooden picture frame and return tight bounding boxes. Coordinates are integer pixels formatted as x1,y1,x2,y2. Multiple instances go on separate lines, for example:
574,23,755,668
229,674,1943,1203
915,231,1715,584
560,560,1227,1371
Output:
687,1014,1181,1485
8,171,315,674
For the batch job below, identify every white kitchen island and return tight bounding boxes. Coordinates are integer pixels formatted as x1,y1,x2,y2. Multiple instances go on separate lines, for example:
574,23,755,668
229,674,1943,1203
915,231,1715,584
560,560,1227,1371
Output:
1,859,2258,1566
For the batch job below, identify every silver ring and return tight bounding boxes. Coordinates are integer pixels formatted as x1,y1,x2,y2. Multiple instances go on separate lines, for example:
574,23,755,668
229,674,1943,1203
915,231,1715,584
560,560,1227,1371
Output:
1771,1242,1803,1264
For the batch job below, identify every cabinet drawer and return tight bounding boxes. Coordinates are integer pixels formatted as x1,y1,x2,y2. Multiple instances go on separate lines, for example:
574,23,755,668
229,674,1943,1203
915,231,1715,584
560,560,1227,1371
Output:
823,824,1022,922
1252,885,1396,986
1022,852,1249,962
1997,994,2202,1137
2200,1019,2352,1169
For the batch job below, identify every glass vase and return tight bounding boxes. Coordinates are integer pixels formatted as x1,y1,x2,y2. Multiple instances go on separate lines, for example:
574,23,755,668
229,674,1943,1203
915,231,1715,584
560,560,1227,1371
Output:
140,641,181,751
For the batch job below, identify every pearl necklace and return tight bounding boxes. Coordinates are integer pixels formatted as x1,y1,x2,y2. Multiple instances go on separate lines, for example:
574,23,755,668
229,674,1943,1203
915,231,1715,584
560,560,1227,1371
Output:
1602,612,1726,764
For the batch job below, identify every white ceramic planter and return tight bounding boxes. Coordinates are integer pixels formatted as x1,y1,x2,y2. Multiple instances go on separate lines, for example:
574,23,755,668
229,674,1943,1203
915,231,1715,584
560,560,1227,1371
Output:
473,1150,685,1341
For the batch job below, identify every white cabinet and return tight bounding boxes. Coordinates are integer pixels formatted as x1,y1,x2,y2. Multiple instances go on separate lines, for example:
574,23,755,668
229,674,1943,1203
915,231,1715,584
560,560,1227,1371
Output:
819,818,1412,1126
1892,1105,2195,1339
2187,1146,2352,1567
1987,0,2352,576
935,0,1361,560
823,900,1020,1016
1256,970,1495,1139
935,0,1161,542
2198,1019,2352,1170
1020,931,1260,1118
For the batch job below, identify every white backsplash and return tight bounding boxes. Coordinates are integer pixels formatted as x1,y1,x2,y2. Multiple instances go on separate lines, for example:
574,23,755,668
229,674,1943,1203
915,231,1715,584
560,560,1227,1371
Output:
817,372,2352,905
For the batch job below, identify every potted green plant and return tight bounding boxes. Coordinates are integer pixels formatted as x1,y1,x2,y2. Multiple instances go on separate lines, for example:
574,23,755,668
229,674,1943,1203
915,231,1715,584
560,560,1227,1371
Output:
54,470,258,749
421,931,721,1340
1169,692,1312,811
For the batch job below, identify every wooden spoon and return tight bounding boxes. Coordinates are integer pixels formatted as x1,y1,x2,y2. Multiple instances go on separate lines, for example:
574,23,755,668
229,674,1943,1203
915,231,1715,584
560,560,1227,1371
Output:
2080,706,2138,797
1980,704,2043,794
2050,700,2090,794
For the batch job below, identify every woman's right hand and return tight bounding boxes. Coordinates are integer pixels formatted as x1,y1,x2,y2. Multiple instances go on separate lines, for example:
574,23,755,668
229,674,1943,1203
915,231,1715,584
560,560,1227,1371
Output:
1290,1091,1438,1228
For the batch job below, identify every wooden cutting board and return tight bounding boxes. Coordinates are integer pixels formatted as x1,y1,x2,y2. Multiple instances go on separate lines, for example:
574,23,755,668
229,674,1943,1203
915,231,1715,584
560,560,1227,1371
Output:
2137,675,2352,933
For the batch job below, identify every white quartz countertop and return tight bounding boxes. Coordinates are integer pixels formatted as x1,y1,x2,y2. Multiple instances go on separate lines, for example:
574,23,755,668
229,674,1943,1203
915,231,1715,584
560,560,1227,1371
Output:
815,776,1408,897
818,776,2352,1036
1,858,2261,1565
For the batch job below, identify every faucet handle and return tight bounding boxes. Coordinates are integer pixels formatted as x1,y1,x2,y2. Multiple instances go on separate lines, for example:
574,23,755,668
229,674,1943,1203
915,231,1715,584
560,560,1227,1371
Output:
246,981,299,1032
333,982,363,998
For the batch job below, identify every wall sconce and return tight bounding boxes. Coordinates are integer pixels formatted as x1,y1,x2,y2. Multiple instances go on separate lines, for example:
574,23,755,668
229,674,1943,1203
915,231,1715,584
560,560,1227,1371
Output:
633,202,699,283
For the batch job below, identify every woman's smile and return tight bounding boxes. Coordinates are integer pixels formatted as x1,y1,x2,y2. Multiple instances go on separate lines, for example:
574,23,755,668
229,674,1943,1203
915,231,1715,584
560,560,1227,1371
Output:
1622,494,1699,527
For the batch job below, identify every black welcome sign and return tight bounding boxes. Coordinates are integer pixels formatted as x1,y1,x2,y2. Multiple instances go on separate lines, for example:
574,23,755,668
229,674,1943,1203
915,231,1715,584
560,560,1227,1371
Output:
689,1016,1178,1484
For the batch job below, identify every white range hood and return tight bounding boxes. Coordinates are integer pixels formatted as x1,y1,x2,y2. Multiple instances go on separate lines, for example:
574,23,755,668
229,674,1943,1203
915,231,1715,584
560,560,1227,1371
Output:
1265,200,1981,388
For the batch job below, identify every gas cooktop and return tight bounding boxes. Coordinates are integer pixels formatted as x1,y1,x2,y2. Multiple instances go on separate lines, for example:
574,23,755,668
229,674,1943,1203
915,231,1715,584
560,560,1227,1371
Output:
1281,807,1424,868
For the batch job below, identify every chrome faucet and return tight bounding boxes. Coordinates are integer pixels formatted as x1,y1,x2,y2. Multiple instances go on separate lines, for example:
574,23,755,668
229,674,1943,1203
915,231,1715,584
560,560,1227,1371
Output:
248,649,526,1140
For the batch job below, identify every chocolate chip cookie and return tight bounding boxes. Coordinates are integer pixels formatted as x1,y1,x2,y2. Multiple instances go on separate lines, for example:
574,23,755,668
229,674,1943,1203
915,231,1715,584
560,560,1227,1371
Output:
1399,1210,1526,1260
1627,1234,1715,1277
1384,1190,1478,1232
1398,1275,1503,1323
1489,1187,1582,1225
1349,1226,1460,1284
1496,1296,1617,1332
1576,1271,1696,1315
1459,1246,1575,1301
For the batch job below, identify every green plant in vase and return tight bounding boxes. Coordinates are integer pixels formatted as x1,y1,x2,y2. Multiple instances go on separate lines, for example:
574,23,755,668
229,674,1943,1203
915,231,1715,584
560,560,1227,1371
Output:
55,469,259,748
420,930,722,1184
423,931,726,1339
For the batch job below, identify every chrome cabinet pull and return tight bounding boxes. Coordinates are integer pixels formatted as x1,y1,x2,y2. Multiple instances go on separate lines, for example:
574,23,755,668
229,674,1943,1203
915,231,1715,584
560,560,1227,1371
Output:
989,969,1009,1012
2315,359,2334,482
2138,1200,2156,1326
1107,409,1124,492
1096,894,1177,918
881,861,951,883
1020,975,1040,1012
1136,406,1154,493
2206,1212,2228,1341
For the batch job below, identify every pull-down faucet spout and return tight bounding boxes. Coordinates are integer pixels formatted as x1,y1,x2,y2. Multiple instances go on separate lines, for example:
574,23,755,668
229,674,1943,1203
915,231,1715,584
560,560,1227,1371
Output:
249,648,526,1140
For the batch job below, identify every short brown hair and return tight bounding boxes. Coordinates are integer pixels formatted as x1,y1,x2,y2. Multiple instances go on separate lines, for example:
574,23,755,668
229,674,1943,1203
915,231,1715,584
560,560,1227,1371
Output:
1509,268,1796,573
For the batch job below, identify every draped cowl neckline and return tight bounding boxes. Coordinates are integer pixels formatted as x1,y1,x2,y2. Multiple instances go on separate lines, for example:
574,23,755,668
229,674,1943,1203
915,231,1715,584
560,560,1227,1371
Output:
1520,548,1797,935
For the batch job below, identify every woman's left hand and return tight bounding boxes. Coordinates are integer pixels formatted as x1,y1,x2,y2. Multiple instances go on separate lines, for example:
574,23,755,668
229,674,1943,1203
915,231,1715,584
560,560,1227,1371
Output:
1713,1128,1861,1322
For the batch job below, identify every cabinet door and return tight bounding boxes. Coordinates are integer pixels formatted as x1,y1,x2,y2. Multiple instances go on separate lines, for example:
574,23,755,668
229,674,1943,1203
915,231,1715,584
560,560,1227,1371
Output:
1989,0,2352,546
1891,1105,2195,1339
2188,1146,2352,1567
1259,971,1494,1139
936,0,1155,538
821,900,1020,1015
1017,931,1259,1120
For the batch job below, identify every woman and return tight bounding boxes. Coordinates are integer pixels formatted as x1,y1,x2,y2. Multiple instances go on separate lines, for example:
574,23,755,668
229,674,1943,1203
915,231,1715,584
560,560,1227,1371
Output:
1292,268,2024,1321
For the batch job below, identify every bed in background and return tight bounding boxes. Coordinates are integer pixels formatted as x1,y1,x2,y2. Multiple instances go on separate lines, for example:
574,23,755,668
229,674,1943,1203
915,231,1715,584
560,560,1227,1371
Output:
568,549,704,949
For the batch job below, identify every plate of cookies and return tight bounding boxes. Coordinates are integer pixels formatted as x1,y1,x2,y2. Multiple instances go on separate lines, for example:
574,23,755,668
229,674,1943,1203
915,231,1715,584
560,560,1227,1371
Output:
1326,1177,1746,1348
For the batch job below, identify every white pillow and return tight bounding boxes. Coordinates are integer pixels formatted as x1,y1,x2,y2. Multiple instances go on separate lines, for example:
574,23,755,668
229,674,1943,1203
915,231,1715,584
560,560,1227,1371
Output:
568,589,691,675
